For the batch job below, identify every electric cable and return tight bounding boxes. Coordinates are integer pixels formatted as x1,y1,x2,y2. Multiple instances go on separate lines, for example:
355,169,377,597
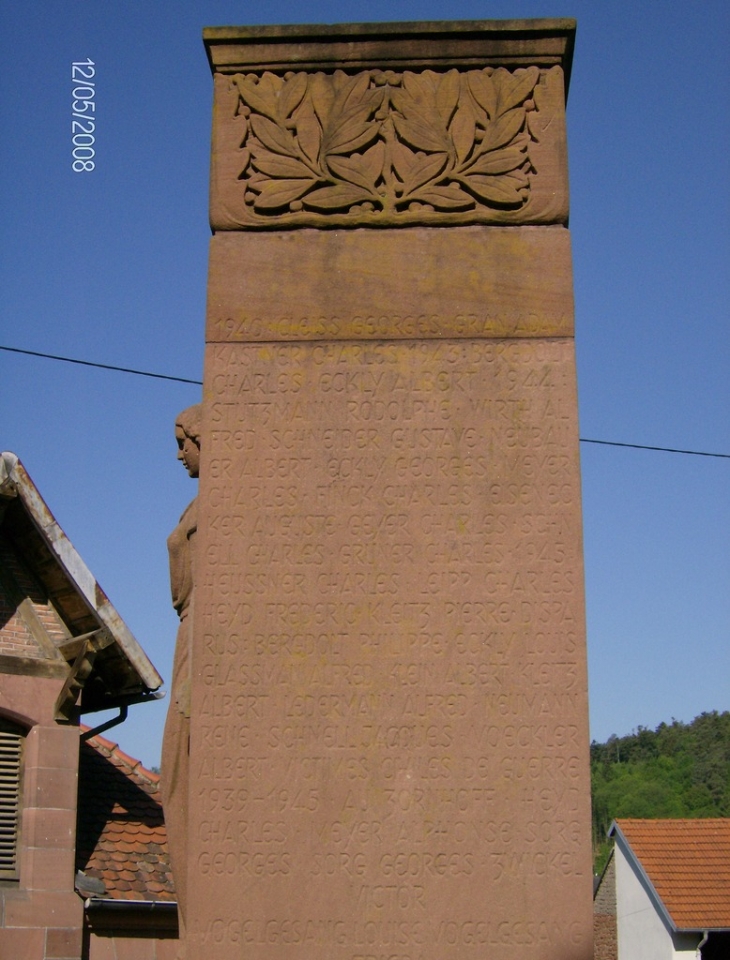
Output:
3,344,728,459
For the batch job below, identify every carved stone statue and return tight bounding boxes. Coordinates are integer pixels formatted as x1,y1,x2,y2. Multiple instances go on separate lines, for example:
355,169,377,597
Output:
162,403,201,946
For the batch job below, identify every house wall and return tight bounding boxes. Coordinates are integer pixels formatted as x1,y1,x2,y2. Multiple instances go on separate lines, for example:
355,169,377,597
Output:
85,929,179,960
614,839,702,960
82,900,179,959
0,672,84,960
615,839,672,960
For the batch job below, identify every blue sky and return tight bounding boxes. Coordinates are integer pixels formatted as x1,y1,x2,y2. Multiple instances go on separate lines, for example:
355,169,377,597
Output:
1,0,727,769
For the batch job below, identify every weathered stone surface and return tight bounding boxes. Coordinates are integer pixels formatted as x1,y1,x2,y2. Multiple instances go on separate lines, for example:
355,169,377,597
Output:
206,226,574,342
188,19,592,960
193,333,592,959
203,18,577,74
209,63,569,230
205,21,573,231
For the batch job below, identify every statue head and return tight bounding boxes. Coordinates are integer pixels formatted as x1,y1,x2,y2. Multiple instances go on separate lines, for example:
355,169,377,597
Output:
175,403,202,478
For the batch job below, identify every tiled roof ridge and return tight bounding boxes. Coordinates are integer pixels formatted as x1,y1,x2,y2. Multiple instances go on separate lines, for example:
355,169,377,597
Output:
616,817,729,825
79,724,160,791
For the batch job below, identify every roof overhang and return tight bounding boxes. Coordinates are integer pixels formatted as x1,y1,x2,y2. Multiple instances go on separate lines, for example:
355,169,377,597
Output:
0,452,163,715
83,898,178,935
609,820,729,934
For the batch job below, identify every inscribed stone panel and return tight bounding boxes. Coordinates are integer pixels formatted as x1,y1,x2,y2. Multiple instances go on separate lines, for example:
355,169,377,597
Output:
191,335,592,959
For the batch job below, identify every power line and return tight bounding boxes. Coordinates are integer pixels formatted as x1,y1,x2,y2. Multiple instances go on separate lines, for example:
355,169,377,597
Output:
3,344,728,459
580,438,729,459
0,344,203,386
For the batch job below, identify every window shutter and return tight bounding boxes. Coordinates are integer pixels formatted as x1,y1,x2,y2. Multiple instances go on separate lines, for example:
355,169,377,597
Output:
0,721,23,879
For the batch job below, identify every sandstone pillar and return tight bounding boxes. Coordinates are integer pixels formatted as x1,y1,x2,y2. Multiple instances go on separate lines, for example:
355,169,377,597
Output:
190,20,592,960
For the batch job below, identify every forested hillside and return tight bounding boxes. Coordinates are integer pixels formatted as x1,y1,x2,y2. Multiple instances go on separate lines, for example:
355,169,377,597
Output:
591,711,730,872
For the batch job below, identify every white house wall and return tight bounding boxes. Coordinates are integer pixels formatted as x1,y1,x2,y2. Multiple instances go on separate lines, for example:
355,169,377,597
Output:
614,839,701,960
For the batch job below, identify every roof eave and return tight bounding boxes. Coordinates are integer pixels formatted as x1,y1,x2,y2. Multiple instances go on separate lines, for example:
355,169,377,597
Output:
82,897,178,934
0,452,163,700
609,820,680,933
84,898,178,911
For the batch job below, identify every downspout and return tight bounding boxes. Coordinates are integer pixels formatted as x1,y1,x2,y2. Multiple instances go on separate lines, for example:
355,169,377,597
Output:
696,930,709,958
80,704,128,741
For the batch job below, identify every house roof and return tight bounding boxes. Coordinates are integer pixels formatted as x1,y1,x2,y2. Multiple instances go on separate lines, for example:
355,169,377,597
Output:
75,729,175,903
610,818,730,930
0,452,163,714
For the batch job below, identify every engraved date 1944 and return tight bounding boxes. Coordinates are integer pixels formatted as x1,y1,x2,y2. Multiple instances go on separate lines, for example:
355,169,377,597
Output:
71,60,95,171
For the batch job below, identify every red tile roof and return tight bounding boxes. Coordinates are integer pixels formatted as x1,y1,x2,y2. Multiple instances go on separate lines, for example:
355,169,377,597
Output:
614,818,730,929
76,730,176,902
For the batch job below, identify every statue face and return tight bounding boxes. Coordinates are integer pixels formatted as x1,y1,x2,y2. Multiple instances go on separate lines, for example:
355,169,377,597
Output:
176,425,200,478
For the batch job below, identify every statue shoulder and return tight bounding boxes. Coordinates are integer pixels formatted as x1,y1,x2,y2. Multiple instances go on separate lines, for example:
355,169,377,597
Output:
179,496,198,536
168,496,198,551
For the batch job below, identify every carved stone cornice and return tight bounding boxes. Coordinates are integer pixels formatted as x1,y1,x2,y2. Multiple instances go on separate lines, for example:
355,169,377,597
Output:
205,21,574,230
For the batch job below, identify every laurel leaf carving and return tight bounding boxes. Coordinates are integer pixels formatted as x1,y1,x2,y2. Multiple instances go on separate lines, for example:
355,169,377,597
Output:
495,66,539,115
294,103,321,162
337,72,372,113
361,141,385,184
391,138,415,184
391,83,441,139
468,72,497,119
436,70,461,126
322,75,381,157
477,109,525,154
326,118,380,156
461,172,526,206
279,73,308,120
402,71,436,107
393,115,450,154
402,152,449,195
233,65,542,220
250,152,312,179
467,145,526,176
249,115,298,158
309,73,335,127
525,110,540,143
327,153,377,192
413,184,473,210
234,77,279,122
304,182,371,211
450,99,476,164
390,85,426,125
253,178,315,210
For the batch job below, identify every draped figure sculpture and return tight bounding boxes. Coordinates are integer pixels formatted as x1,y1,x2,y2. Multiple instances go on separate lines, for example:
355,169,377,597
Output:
162,403,201,948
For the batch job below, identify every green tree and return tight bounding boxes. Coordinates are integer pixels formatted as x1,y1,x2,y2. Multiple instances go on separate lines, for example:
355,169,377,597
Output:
591,711,730,872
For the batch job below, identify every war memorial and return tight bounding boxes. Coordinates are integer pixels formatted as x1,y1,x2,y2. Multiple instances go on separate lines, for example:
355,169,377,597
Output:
174,19,593,960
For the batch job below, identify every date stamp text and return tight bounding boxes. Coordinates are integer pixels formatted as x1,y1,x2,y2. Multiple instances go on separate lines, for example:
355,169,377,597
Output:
72,60,95,171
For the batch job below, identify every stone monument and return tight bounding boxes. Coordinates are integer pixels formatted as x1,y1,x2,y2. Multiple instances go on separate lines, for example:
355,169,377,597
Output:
188,20,592,960
163,403,202,943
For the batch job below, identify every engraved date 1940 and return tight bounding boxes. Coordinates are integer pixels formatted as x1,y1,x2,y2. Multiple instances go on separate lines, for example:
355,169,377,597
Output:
71,60,95,171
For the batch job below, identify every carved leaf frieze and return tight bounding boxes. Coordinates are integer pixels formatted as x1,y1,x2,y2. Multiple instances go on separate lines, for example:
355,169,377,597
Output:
228,66,542,222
